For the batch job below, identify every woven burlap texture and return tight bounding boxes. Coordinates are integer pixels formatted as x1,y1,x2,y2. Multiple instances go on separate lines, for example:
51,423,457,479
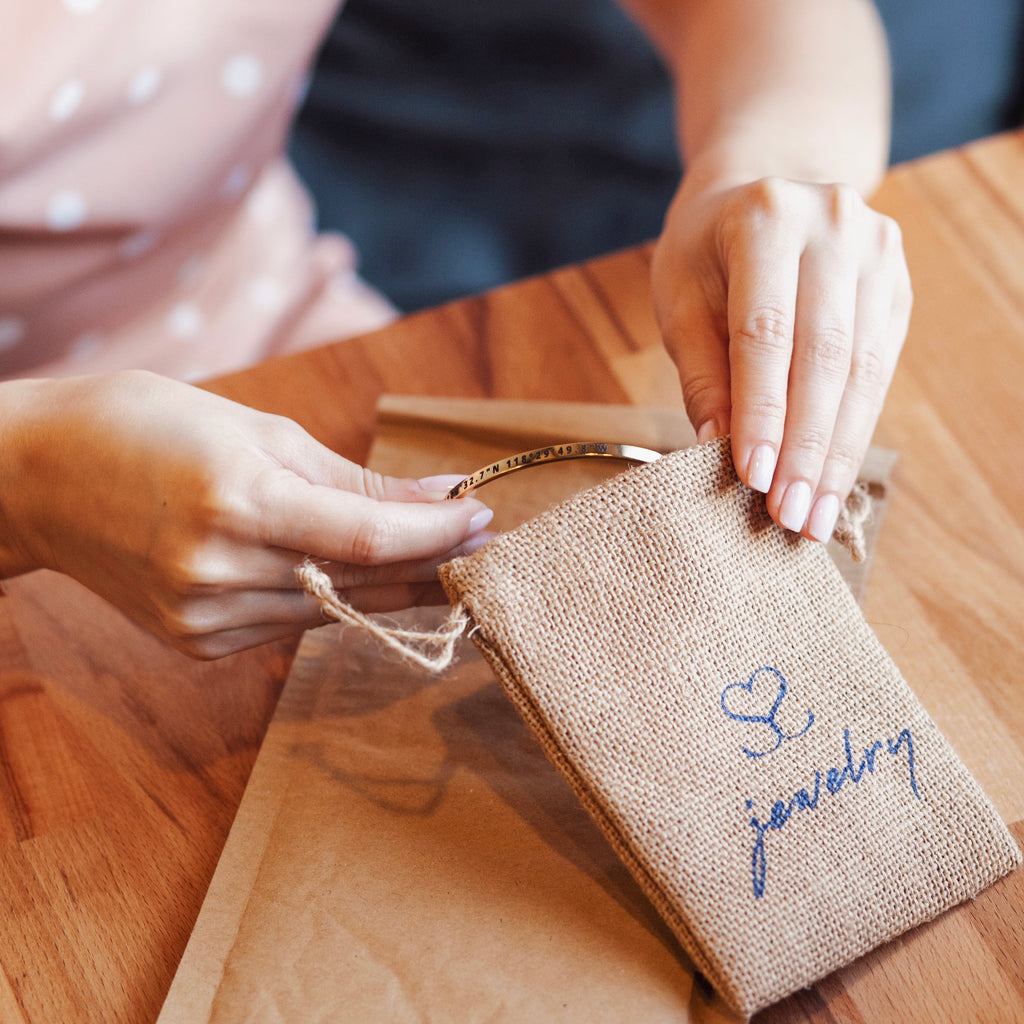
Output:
439,438,1022,1017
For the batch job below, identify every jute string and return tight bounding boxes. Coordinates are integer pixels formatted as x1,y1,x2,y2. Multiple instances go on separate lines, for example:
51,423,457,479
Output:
297,483,873,673
834,480,872,563
296,558,470,673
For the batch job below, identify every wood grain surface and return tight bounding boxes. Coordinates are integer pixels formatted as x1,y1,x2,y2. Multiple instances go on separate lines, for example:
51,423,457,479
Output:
1,129,1024,1022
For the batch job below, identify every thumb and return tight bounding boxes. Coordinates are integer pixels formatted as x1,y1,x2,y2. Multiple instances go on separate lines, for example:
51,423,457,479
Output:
265,434,494,564
265,470,494,566
276,426,472,505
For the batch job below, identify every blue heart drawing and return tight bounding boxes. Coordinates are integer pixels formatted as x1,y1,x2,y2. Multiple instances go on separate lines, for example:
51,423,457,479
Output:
720,666,814,758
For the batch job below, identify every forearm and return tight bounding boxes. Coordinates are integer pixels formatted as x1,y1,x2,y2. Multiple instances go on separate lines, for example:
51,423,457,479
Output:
628,0,910,543
621,0,891,196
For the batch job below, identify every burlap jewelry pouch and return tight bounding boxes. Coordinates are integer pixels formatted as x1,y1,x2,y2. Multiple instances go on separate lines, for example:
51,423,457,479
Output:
438,438,1022,1018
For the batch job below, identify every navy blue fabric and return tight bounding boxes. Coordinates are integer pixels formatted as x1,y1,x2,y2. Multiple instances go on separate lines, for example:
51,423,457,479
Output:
289,0,1024,312
880,0,1024,162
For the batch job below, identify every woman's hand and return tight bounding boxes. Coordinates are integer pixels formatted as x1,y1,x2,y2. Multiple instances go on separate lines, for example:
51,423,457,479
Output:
0,371,492,658
651,173,912,542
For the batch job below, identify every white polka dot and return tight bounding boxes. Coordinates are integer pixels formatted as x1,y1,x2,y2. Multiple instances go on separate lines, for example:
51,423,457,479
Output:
62,0,101,12
126,65,163,106
0,316,26,352
247,275,288,313
49,79,84,121
220,164,253,199
46,190,88,231
221,53,264,98
166,301,203,338
68,330,103,361
119,228,160,259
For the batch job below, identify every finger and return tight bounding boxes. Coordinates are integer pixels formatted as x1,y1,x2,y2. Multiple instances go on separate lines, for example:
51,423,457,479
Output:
804,244,910,543
413,474,477,500
171,617,323,660
151,526,495,645
258,470,494,566
113,583,318,658
165,579,455,659
339,470,477,504
725,211,801,493
148,578,421,647
318,529,494,589
278,430,472,506
767,232,859,534
193,526,495,593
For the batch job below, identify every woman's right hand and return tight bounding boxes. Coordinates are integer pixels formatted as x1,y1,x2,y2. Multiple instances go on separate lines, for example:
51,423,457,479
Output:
0,370,493,658
651,172,911,542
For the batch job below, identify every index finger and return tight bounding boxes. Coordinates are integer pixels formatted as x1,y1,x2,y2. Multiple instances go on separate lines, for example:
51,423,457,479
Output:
259,471,494,566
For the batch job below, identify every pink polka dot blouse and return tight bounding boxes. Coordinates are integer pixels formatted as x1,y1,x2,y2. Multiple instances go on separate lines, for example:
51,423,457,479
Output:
0,0,396,383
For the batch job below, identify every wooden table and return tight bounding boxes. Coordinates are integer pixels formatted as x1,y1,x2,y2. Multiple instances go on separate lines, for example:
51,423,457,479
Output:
2,130,1024,1023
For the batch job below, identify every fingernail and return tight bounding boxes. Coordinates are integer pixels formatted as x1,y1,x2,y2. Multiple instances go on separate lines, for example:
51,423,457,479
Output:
417,473,470,499
696,420,719,445
778,481,812,533
462,530,494,555
807,493,840,544
468,507,494,534
746,444,776,493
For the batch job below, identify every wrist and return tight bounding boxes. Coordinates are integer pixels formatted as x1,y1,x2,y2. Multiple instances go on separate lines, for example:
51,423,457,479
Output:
681,130,884,202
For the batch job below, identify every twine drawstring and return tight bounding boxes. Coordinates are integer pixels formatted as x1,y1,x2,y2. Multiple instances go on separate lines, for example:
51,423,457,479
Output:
833,481,873,563
296,559,469,673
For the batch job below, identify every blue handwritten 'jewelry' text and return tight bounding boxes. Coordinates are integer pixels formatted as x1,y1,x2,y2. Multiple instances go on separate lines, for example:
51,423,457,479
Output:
747,726,920,899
